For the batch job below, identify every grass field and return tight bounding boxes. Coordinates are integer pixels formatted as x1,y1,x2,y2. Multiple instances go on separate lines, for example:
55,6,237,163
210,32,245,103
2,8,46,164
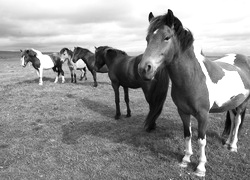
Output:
0,51,249,180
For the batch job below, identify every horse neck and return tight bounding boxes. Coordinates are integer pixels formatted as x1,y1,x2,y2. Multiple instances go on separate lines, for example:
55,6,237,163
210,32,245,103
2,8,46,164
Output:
80,50,93,63
167,46,203,88
29,56,40,69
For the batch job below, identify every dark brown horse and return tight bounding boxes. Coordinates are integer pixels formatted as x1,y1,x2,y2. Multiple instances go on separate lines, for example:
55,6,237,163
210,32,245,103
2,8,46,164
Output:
94,46,169,131
72,47,108,87
138,9,250,177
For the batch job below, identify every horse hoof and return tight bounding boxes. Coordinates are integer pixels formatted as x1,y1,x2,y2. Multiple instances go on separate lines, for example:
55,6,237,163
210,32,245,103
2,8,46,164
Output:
126,114,131,118
145,126,155,133
114,114,121,120
230,147,237,152
193,169,206,177
179,160,189,168
223,143,230,149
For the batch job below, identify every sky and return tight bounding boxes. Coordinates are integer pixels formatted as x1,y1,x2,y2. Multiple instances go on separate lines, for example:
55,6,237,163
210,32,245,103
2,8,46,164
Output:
0,0,250,55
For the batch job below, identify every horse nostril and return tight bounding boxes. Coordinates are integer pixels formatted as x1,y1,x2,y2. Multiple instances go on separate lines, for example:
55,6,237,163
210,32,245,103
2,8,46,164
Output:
146,63,152,73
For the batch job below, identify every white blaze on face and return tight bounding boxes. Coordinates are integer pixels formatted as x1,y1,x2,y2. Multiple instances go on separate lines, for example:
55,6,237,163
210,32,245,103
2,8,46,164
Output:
21,57,25,66
193,44,249,109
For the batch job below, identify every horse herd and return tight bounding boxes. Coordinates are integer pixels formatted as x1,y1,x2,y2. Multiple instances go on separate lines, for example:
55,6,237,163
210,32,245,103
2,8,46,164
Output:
20,10,250,177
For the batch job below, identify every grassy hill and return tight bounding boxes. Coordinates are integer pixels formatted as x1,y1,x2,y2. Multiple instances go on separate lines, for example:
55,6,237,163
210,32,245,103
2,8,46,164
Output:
0,51,249,180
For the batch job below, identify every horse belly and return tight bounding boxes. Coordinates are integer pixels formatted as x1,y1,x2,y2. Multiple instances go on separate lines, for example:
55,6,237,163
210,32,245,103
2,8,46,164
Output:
40,55,55,69
75,59,86,69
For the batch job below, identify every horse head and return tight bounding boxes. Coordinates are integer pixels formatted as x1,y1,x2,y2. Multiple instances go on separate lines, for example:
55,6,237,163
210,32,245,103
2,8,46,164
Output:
138,9,193,80
94,46,115,71
72,47,81,63
20,49,37,67
59,48,72,62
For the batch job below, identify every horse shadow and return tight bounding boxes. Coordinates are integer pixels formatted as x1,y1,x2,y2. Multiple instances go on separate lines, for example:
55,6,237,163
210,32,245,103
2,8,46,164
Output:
61,97,184,163
79,97,115,118
17,77,56,84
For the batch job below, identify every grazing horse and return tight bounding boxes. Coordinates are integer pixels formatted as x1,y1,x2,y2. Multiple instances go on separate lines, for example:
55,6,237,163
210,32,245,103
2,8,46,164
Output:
20,48,65,85
72,47,109,87
138,9,250,177
60,48,87,83
94,46,169,131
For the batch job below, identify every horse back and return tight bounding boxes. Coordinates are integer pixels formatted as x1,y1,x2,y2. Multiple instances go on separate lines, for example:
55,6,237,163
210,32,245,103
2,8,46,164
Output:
109,54,142,88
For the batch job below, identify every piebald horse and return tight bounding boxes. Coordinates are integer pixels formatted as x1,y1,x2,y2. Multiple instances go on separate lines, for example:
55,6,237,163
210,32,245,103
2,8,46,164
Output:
20,49,65,85
72,47,109,87
138,9,250,177
60,48,87,83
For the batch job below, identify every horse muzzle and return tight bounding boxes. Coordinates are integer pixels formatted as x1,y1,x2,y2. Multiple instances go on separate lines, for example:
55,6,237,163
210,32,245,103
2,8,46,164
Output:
138,61,155,81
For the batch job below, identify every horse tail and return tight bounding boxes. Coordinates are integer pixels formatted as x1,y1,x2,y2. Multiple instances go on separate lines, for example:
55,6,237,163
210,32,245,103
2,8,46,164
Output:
144,66,169,132
52,67,58,72
239,107,246,132
222,111,231,137
222,107,246,137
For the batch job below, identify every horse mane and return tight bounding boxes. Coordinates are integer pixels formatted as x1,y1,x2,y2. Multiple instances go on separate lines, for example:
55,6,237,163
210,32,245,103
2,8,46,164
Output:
148,10,194,52
97,46,127,56
76,47,93,54
60,47,73,56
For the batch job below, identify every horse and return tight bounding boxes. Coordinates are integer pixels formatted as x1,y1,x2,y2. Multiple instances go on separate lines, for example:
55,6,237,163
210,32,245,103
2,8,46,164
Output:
138,9,250,177
20,48,65,85
94,46,169,131
60,48,87,83
72,47,109,87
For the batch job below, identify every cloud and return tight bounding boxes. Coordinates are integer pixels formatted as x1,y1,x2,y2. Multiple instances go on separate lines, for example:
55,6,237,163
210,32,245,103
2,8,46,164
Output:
0,0,249,55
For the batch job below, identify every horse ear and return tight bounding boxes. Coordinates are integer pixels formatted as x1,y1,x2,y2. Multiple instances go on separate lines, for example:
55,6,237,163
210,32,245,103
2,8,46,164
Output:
106,49,117,59
20,49,23,52
165,9,175,26
94,46,97,50
148,12,154,22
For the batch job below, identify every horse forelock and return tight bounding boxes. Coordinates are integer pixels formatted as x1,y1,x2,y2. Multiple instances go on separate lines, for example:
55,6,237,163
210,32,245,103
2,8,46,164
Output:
148,12,194,52
60,47,72,57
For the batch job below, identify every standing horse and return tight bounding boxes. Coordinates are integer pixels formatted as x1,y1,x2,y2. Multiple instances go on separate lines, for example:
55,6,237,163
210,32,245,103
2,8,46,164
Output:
138,9,250,177
20,48,65,85
72,47,109,87
94,46,169,131
60,48,87,83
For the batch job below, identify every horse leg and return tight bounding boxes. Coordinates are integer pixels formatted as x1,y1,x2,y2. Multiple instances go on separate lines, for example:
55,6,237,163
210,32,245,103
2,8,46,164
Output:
81,68,87,80
38,68,43,85
79,69,83,81
84,68,87,80
194,110,209,177
60,67,65,83
74,72,77,83
224,110,236,149
69,68,74,83
54,68,59,83
90,70,97,87
178,109,193,168
112,82,121,119
123,87,131,117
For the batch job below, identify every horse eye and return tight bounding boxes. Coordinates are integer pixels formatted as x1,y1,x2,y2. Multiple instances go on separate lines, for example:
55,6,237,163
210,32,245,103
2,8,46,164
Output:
164,36,170,41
